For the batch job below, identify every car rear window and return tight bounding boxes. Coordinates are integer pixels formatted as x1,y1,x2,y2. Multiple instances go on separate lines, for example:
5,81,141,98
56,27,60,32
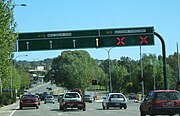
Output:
156,92,180,100
22,95,36,98
65,93,80,98
83,95,91,97
47,96,53,98
110,94,124,98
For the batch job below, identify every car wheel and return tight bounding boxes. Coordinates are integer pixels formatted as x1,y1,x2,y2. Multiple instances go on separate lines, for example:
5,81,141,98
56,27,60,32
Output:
83,108,86,111
36,106,39,109
63,107,67,111
59,106,63,110
140,111,146,116
149,108,155,116
106,106,109,109
44,102,46,104
120,107,122,109
102,105,105,109
124,106,127,109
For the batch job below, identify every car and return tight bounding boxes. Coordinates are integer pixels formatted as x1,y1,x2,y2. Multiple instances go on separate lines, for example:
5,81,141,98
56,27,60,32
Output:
19,94,39,109
59,92,86,111
44,95,55,104
82,95,93,103
46,87,52,90
128,93,138,100
140,90,180,116
102,93,127,109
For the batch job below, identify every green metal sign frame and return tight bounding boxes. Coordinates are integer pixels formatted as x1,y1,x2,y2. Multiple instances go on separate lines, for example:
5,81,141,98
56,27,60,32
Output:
17,27,154,51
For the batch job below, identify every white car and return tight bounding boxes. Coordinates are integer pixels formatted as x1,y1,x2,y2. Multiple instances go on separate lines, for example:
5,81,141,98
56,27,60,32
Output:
44,95,55,104
102,93,127,109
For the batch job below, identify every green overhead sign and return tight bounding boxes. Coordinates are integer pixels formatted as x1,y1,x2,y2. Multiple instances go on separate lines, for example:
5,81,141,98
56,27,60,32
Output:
17,27,154,51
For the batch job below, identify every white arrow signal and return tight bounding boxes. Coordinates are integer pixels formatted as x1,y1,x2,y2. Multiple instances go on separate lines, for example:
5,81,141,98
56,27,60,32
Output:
73,39,76,48
26,41,29,50
49,40,53,49
96,38,99,47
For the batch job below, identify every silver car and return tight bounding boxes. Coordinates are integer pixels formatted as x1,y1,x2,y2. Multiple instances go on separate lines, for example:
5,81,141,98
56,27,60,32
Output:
102,93,127,109
44,95,55,104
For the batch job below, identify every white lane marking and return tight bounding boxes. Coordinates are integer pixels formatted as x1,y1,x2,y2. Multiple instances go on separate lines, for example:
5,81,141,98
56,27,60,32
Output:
9,106,18,116
57,113,63,115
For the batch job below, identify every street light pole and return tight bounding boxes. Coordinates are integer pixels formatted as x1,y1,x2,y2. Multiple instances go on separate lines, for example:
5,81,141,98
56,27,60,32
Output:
177,42,180,83
105,48,113,93
10,54,28,98
140,46,145,100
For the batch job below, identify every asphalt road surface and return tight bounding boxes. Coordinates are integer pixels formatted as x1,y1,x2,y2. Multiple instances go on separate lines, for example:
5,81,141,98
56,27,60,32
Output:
0,83,141,116
0,100,141,116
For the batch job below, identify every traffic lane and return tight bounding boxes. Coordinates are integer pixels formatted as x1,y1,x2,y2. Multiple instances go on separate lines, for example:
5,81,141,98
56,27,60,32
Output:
12,100,59,116
0,100,140,116
46,101,140,116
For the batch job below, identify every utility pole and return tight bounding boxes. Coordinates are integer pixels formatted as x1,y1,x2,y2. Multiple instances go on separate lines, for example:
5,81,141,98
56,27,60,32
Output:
140,46,145,100
105,48,113,93
177,42,180,83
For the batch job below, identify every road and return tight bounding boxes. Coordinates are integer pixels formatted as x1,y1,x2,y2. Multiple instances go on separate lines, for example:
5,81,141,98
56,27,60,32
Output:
0,100,140,116
0,83,141,116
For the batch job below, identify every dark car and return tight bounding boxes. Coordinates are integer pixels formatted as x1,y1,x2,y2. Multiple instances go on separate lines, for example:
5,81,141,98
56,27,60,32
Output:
82,95,93,103
128,93,138,100
46,87,52,90
59,92,86,111
19,94,39,109
140,90,180,116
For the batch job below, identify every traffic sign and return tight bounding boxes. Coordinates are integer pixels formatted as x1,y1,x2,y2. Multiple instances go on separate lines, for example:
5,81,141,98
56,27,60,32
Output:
17,27,154,51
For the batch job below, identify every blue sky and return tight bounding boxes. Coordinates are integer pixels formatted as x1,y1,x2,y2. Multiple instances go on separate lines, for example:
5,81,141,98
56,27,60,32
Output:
13,0,180,61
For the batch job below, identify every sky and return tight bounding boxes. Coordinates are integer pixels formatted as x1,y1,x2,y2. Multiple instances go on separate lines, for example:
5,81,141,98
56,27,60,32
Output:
13,0,180,61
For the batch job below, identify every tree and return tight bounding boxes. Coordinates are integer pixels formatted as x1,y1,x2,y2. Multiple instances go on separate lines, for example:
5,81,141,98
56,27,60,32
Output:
0,0,17,93
50,50,107,92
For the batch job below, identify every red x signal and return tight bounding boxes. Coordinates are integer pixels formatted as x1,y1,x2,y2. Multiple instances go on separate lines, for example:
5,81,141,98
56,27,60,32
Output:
117,37,125,46
140,36,148,45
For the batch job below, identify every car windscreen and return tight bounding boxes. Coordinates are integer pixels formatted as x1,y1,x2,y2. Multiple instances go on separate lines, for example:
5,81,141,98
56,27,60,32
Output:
46,96,53,98
156,92,180,100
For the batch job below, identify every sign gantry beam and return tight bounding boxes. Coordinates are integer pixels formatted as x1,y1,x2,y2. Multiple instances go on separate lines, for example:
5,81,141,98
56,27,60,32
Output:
17,27,154,51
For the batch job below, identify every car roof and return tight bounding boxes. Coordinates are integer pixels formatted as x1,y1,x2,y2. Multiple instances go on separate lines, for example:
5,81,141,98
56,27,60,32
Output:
108,93,124,95
66,92,79,94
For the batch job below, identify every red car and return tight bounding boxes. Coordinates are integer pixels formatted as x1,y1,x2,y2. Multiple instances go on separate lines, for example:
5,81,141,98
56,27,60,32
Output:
59,92,86,111
140,90,180,116
19,94,39,109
